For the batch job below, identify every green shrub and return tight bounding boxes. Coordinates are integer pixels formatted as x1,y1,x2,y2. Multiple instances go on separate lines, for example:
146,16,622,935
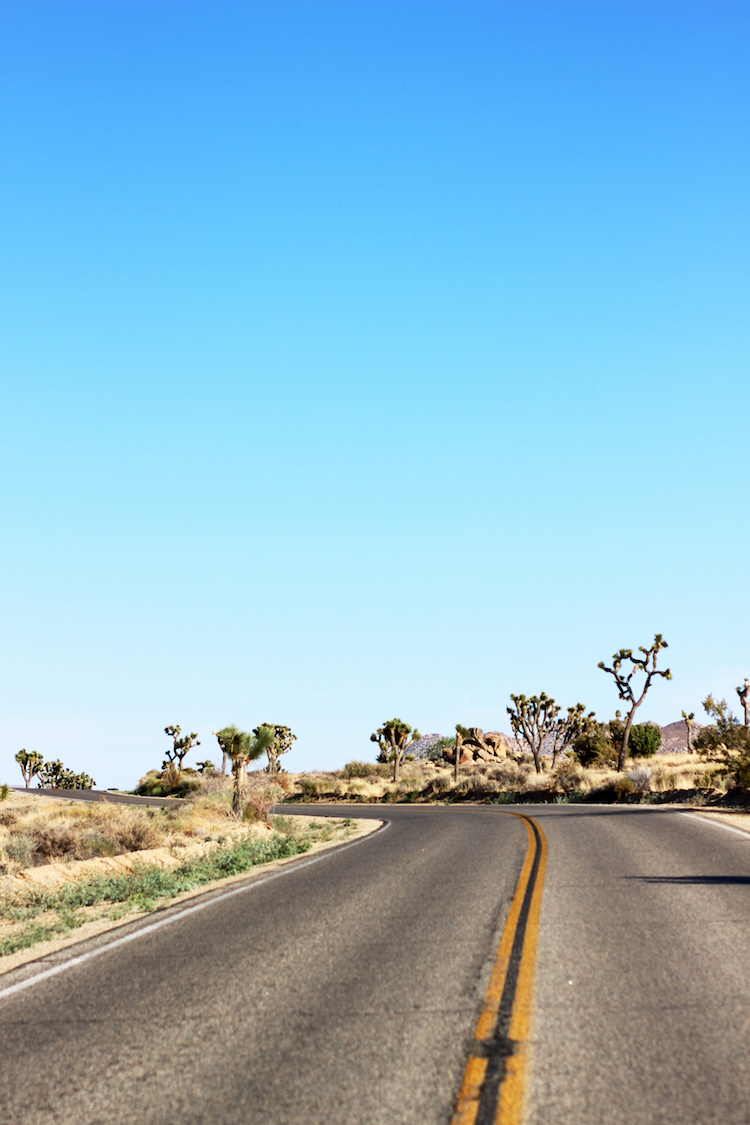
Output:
628,723,662,758
571,723,617,768
426,736,456,762
719,747,750,792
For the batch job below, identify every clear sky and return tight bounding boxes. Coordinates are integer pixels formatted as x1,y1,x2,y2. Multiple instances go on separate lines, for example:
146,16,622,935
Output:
1,1,748,788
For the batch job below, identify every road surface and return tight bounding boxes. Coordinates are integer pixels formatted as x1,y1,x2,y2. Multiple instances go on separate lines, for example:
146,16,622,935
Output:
0,804,748,1124
9,786,182,807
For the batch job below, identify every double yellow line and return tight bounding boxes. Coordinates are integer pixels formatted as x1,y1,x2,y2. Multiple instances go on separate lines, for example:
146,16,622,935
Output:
451,812,548,1125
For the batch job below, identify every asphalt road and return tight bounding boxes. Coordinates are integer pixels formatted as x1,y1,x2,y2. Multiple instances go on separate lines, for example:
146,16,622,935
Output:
0,804,748,1124
9,786,183,807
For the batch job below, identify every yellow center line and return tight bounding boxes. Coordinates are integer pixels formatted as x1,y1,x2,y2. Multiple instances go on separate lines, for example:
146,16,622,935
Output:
450,812,548,1125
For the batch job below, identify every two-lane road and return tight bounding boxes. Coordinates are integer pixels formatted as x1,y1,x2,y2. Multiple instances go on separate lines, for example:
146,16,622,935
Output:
0,804,748,1124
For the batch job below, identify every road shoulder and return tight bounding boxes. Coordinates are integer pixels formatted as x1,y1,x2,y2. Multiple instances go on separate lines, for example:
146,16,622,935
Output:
0,815,381,977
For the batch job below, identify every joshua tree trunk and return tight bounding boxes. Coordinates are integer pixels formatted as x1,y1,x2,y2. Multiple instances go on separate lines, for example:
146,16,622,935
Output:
232,759,247,819
454,731,463,784
618,707,642,771
738,680,750,728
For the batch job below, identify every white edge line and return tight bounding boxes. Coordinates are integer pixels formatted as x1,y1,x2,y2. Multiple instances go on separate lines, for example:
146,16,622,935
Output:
0,819,389,1003
683,812,750,840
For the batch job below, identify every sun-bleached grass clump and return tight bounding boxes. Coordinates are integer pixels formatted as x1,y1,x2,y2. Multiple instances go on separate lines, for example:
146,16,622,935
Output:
0,797,172,876
0,772,292,878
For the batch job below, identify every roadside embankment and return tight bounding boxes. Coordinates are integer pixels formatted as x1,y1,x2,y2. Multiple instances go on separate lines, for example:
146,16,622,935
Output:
0,788,378,972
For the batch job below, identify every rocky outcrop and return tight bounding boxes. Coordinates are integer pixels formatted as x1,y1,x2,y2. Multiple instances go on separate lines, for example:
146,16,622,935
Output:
442,729,510,764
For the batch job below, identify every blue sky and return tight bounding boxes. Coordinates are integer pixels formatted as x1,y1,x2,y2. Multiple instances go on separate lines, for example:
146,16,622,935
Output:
1,1,748,787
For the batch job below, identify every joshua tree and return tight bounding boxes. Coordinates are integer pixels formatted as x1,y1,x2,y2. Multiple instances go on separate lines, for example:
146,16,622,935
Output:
508,693,559,773
682,710,696,753
15,748,44,788
163,725,200,773
215,725,276,819
550,702,596,767
214,725,238,778
599,634,672,771
370,718,422,782
453,725,465,784
254,724,297,774
737,680,750,728
507,694,590,773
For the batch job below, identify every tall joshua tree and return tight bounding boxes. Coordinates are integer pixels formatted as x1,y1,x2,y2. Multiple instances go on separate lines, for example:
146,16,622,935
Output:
213,725,239,780
163,725,200,774
507,694,591,774
15,748,44,788
370,718,422,783
254,724,297,774
737,680,750,728
215,725,276,819
599,634,672,771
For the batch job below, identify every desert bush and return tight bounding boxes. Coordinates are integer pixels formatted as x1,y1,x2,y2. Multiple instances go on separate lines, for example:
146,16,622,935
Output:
421,774,451,798
114,816,163,853
626,766,652,794
584,776,635,803
552,758,584,795
614,776,635,800
298,777,323,799
695,696,750,759
628,723,662,759
425,736,456,762
571,723,617,768
3,835,32,869
243,778,284,824
651,766,677,792
135,769,201,799
27,825,79,860
487,760,530,790
718,748,750,793
341,761,390,779
694,766,721,788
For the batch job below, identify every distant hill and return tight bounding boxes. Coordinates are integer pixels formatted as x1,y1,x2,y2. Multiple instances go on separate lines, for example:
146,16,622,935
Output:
659,719,703,753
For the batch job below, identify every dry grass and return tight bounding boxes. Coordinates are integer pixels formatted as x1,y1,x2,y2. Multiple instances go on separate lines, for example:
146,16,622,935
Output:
0,781,371,966
0,774,294,878
284,751,730,805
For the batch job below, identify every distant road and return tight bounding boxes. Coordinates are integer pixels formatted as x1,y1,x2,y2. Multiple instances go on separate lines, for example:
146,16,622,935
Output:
0,804,749,1124
9,786,182,807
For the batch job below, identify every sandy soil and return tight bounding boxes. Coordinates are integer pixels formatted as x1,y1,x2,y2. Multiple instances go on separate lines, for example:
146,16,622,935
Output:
0,815,381,976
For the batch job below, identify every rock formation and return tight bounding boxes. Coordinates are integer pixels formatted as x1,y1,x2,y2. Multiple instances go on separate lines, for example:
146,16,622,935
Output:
442,729,510,764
